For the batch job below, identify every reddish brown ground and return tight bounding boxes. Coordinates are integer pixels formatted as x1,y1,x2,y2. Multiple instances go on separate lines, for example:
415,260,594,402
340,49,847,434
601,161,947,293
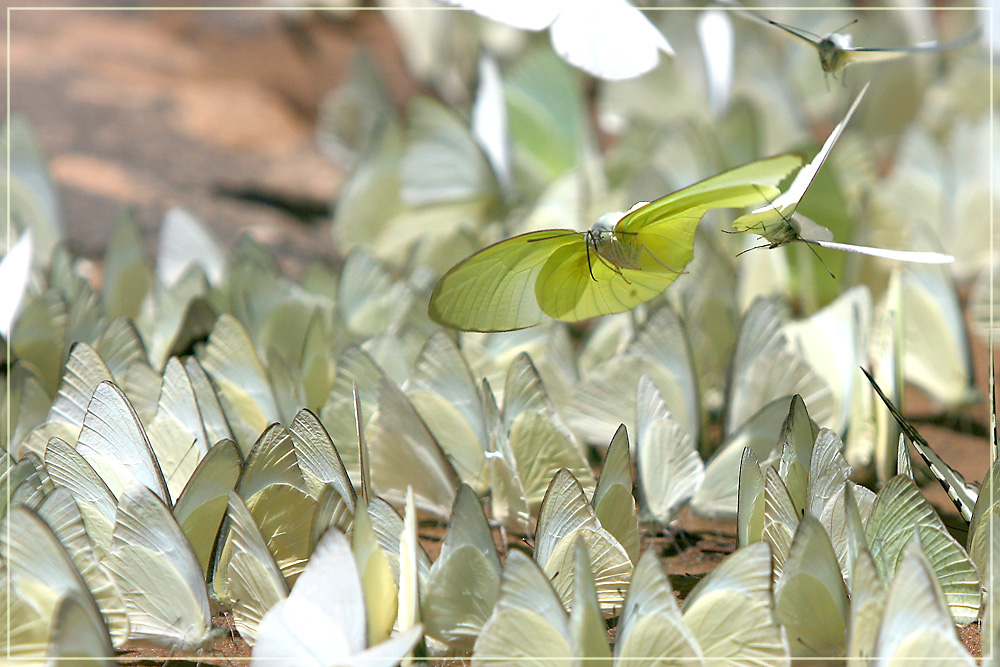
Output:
8,3,992,663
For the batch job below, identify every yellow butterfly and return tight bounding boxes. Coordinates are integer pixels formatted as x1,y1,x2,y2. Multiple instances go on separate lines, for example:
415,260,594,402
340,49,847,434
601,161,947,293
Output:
428,154,803,332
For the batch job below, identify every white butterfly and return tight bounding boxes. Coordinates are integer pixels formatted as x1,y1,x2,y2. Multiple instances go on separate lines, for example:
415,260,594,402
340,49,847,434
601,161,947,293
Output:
733,84,954,265
252,527,423,667
440,0,673,80
105,484,217,651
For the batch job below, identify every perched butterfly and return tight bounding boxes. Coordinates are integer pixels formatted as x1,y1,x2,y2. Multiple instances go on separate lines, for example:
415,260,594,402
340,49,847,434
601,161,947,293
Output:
743,11,981,80
428,154,803,332
733,84,954,265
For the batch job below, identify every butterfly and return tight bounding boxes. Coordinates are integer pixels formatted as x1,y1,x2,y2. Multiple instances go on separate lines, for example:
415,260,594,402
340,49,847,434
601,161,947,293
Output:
438,0,673,80
743,11,981,80
429,154,803,332
732,84,955,265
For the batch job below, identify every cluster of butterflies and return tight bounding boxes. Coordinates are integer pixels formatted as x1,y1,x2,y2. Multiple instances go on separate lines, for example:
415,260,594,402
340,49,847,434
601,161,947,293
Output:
3,350,996,665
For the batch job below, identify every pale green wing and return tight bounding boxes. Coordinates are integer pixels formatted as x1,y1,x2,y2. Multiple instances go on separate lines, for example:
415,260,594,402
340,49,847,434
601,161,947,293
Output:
981,515,1000,660
534,242,681,322
617,154,804,234
44,438,117,555
899,264,977,409
615,550,704,666
737,448,765,547
222,492,288,643
156,207,225,287
1,566,51,660
45,593,116,667
865,475,981,624
36,488,129,646
404,332,487,485
968,459,1000,579
725,299,833,436
1,506,109,651
733,87,867,239
682,541,788,665
471,549,571,667
422,485,501,651
238,424,315,585
805,429,852,520
289,408,356,508
847,549,886,659
508,408,594,512
75,380,170,504
535,469,603,569
592,425,640,563
568,536,613,663
428,230,581,332
368,376,460,518
774,515,848,661
35,343,113,450
762,467,799,579
567,303,699,447
398,488,421,638
874,534,975,666
635,375,704,525
102,213,152,322
200,314,280,454
352,496,398,646
172,439,241,577
105,484,214,651
146,357,212,500
535,469,632,616
311,482,355,548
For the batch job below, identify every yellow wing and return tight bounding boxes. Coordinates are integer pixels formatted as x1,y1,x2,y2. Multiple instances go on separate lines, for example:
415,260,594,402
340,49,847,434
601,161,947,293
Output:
428,230,581,332
534,242,682,322
617,154,804,235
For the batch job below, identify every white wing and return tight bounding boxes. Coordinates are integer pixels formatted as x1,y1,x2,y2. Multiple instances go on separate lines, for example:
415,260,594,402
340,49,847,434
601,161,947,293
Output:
0,230,33,338
157,208,224,286
76,381,170,504
105,484,214,651
746,84,869,220
439,0,563,31
809,239,955,263
549,0,673,80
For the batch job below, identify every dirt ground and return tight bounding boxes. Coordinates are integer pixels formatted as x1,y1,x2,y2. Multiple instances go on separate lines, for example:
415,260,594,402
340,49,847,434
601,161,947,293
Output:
6,3,993,662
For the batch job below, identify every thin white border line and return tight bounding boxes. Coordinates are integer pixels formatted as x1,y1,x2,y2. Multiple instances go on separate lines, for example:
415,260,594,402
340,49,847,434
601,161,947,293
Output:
3,3,993,665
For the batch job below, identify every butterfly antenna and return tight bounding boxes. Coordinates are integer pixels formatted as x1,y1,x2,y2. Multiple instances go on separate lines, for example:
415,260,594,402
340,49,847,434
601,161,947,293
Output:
735,242,772,257
804,240,837,278
585,231,598,281
831,18,859,35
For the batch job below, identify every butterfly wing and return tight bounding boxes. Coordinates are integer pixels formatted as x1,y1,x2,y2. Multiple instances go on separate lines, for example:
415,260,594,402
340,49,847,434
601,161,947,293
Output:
733,86,868,241
428,230,581,332
539,155,806,322
534,244,681,322
838,27,982,70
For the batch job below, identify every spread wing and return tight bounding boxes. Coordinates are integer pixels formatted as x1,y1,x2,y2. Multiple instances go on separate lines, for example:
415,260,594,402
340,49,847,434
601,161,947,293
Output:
428,230,582,332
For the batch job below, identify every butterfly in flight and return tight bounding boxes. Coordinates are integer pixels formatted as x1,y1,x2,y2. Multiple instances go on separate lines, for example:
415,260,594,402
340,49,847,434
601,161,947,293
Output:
732,83,954,266
428,154,803,332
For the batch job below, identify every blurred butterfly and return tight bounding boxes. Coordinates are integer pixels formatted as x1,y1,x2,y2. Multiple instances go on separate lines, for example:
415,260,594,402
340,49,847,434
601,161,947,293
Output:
428,154,803,332
742,10,981,80
439,0,674,80
733,84,954,266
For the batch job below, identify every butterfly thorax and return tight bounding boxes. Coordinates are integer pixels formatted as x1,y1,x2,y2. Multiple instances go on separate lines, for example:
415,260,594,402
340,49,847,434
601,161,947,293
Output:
586,214,643,270
819,33,852,72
